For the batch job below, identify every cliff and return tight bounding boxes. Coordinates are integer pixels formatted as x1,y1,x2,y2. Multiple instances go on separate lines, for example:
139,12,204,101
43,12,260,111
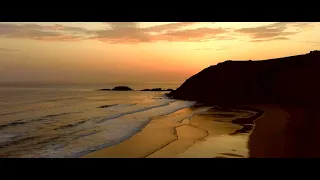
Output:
168,51,320,106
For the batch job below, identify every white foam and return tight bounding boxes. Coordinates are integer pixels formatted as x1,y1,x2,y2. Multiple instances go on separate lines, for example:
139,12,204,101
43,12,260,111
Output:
30,100,198,158
1,89,203,158
0,134,16,144
95,100,176,124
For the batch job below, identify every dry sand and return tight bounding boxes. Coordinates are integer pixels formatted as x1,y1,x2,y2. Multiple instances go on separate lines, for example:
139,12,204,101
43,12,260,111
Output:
248,105,289,158
83,106,259,158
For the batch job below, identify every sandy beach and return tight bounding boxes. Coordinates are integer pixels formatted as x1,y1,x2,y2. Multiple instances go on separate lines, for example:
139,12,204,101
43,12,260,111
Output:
249,105,320,158
83,105,262,158
83,103,320,158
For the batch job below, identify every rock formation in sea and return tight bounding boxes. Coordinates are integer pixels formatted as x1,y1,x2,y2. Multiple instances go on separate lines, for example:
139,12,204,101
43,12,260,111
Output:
99,88,111,91
98,87,173,92
141,88,174,91
167,51,320,105
111,86,133,91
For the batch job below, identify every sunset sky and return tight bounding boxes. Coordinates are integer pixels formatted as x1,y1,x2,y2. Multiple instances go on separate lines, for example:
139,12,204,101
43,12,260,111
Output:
1,22,320,84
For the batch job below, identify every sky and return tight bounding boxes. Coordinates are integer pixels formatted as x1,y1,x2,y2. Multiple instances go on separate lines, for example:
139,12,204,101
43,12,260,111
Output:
1,22,320,84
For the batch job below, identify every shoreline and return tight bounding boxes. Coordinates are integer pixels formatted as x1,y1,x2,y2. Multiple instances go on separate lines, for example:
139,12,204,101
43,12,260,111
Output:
82,105,264,158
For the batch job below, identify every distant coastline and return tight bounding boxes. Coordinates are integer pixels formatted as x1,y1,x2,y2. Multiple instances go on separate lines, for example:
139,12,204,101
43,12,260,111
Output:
0,82,182,92
98,86,174,92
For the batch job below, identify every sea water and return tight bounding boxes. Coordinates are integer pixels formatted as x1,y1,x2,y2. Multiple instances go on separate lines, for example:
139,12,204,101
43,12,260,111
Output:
0,82,199,158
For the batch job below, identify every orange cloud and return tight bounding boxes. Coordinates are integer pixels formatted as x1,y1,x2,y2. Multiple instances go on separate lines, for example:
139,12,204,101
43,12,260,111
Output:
32,35,84,41
249,37,289,42
235,22,313,42
93,23,230,43
154,28,227,42
144,22,196,32
93,22,151,43
0,22,231,43
0,23,91,41
0,22,314,44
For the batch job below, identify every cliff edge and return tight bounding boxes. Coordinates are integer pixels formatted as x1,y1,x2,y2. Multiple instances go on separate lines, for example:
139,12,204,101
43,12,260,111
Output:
168,51,320,106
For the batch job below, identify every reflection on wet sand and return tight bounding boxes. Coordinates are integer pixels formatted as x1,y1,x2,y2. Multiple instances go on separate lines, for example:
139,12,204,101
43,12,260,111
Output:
83,105,262,158
176,134,249,158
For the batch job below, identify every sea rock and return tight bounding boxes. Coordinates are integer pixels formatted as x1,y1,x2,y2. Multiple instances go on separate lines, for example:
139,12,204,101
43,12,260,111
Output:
141,89,151,91
151,88,162,91
98,88,111,91
140,88,174,91
97,104,117,108
167,50,320,105
112,86,133,91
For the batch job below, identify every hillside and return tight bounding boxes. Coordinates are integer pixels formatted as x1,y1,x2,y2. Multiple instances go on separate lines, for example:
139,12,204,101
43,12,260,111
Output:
167,51,320,106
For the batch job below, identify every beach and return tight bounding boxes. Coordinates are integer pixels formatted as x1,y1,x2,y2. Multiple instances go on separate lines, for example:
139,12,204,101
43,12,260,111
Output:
1,83,317,158
0,84,191,158
84,103,320,158
83,105,263,158
249,105,320,158
3,82,312,159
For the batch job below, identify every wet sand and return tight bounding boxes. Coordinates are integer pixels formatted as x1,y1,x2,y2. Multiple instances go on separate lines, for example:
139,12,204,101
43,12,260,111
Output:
176,107,262,158
248,105,320,158
83,106,261,158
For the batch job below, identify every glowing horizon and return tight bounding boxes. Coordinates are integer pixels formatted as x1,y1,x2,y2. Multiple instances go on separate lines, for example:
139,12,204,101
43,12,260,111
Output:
1,22,319,84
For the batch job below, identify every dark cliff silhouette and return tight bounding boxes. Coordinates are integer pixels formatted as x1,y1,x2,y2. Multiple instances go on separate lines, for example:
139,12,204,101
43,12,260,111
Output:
168,51,320,106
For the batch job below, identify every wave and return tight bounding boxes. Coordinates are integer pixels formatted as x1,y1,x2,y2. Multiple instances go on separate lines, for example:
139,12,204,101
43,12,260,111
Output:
0,136,39,148
0,97,80,109
0,111,81,130
65,101,198,158
47,101,175,135
9,100,196,158
97,103,137,109
97,104,118,108
0,112,22,116
95,100,176,124
54,120,86,130
0,120,26,130
43,97,81,102
0,90,201,158
39,102,175,134
0,104,68,117
0,134,18,144
42,112,79,118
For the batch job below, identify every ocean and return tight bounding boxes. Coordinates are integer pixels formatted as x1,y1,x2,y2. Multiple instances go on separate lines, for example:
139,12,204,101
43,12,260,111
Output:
0,82,204,158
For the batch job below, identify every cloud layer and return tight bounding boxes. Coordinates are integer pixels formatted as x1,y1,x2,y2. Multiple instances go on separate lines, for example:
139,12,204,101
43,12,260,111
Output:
0,22,314,43
235,22,313,42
